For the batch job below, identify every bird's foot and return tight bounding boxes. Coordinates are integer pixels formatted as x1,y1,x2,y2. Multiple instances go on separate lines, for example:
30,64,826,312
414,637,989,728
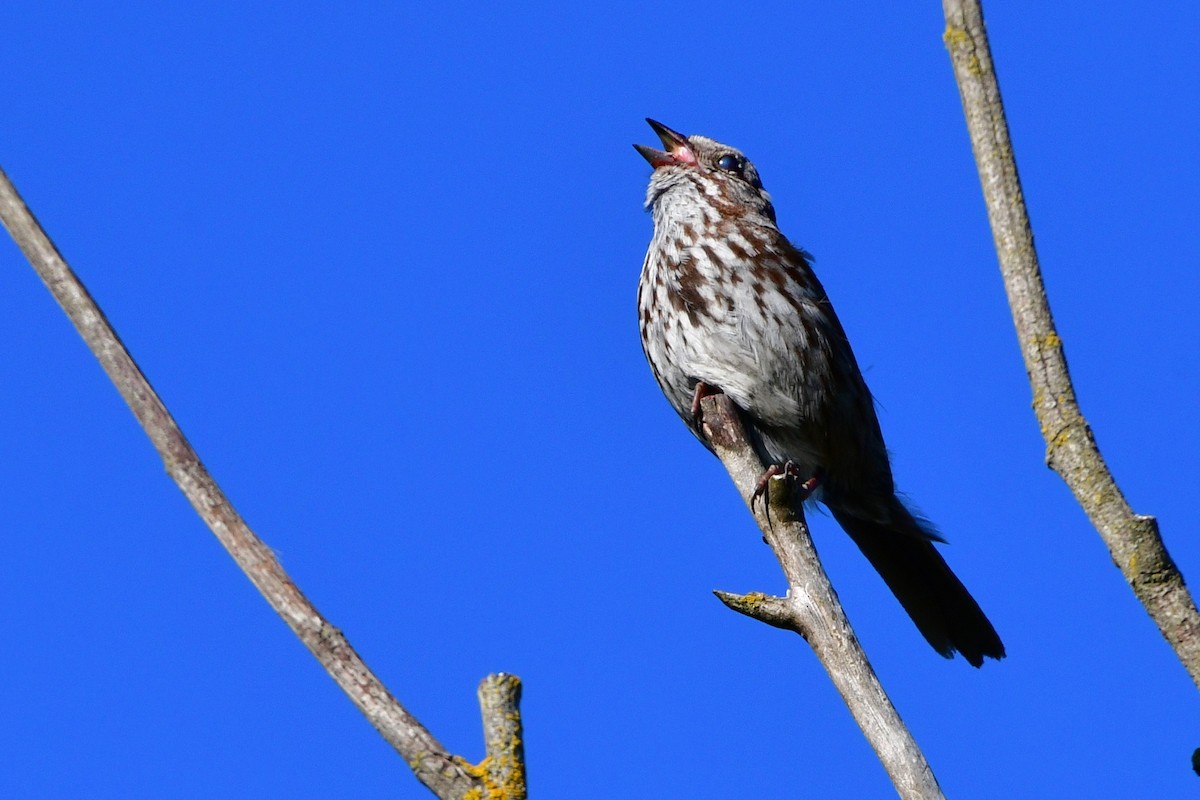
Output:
750,463,822,514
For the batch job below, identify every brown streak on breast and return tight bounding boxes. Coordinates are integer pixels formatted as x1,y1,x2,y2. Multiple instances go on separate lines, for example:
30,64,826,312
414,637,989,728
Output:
674,253,710,326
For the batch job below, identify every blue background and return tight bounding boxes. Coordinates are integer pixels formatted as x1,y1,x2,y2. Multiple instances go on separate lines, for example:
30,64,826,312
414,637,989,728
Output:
2,3,1197,797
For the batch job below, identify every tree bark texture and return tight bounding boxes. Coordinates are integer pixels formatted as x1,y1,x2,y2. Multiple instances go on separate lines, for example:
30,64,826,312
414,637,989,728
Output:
941,0,1200,688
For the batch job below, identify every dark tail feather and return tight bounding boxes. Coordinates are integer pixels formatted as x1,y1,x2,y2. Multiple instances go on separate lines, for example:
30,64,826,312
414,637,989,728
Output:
829,504,1005,667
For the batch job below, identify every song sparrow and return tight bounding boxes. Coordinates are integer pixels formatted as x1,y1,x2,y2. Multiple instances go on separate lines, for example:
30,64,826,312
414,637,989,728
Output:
635,119,1004,666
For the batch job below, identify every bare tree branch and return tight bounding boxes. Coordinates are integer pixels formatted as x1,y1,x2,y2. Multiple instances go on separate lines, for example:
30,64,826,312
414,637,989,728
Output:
464,674,528,800
941,0,1200,687
0,164,523,799
702,394,945,800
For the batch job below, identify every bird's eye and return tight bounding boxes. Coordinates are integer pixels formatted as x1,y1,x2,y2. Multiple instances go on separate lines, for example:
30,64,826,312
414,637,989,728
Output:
716,154,742,173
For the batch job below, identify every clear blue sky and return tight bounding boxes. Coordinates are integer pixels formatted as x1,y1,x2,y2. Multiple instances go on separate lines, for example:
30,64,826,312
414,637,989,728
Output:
2,3,1197,797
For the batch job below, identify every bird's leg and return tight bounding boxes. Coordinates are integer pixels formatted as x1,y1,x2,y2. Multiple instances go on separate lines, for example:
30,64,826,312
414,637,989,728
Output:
689,380,721,427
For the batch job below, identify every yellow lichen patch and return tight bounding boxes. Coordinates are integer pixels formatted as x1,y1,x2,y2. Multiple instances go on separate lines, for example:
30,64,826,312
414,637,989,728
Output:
722,591,770,615
455,754,492,779
943,25,970,50
1042,332,1062,349
941,25,985,75
454,753,527,800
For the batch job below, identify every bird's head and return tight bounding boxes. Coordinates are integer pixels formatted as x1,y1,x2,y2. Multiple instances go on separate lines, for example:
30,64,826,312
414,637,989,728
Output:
634,118,776,224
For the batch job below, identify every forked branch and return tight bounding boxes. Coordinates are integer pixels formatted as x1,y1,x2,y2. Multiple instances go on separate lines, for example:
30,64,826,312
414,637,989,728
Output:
0,165,526,800
702,395,945,800
942,0,1200,688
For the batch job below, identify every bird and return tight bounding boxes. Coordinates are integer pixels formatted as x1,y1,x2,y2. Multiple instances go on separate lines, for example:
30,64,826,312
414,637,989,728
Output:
634,118,1004,666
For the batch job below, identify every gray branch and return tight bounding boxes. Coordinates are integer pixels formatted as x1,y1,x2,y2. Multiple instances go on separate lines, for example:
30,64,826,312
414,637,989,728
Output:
0,165,526,799
941,0,1200,688
474,674,528,799
702,395,944,800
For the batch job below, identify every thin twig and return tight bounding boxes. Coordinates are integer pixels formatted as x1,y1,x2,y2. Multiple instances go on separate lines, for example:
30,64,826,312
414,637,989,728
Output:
702,394,945,800
0,165,523,799
941,0,1200,688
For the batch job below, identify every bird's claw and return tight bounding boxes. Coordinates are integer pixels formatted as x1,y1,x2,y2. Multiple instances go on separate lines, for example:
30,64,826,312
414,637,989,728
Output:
750,462,822,514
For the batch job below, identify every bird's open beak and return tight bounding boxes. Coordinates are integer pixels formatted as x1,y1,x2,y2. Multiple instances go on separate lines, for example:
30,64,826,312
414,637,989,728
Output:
634,118,697,168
